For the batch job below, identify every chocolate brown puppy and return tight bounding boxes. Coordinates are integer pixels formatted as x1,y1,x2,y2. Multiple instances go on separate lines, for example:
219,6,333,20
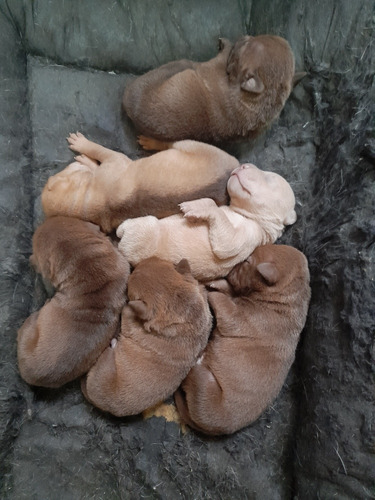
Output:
17,216,130,388
174,244,311,435
123,35,301,143
82,258,213,417
41,133,239,233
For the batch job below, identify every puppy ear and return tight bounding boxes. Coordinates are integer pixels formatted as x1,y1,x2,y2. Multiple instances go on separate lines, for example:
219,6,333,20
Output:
256,262,279,285
175,259,191,275
284,209,297,226
116,222,126,239
128,300,150,320
86,221,101,232
241,74,264,93
226,36,251,80
226,43,241,80
292,71,307,87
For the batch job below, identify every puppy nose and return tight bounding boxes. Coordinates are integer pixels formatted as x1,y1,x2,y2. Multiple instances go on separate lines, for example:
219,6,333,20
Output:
241,163,257,170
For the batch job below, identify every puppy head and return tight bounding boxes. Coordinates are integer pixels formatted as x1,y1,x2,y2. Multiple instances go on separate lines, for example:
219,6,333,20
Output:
41,162,93,217
127,257,201,334
31,216,106,285
227,244,308,296
227,163,296,227
227,35,295,96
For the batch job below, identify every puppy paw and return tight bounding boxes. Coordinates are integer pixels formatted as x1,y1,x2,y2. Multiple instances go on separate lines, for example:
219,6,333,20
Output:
179,198,217,220
67,132,88,153
205,279,233,295
138,135,169,151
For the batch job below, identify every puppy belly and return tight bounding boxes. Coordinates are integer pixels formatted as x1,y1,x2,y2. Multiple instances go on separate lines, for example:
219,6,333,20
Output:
117,216,236,280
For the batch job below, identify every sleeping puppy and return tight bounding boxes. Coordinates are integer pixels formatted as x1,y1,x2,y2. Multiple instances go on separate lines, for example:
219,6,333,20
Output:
17,216,130,388
81,257,212,417
41,132,239,233
174,244,311,435
123,35,303,143
116,163,297,281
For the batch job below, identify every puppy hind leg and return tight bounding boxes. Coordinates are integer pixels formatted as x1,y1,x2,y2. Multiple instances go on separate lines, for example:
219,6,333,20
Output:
82,346,120,412
75,154,99,168
67,132,131,164
177,364,224,434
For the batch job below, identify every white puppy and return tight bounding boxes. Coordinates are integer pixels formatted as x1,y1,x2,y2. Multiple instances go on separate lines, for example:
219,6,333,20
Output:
117,164,297,281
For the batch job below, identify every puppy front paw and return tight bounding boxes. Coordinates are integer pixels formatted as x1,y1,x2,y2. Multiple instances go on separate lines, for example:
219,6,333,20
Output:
205,279,233,295
179,198,217,220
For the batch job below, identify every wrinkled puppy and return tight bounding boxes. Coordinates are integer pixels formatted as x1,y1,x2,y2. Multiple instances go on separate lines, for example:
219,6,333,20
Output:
117,163,296,281
17,216,130,388
174,244,311,435
81,257,212,417
123,35,301,143
41,132,239,233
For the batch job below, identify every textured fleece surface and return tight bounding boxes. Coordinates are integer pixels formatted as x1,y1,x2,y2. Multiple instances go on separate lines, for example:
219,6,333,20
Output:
0,1,374,498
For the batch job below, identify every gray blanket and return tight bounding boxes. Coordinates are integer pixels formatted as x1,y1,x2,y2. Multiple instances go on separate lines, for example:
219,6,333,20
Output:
0,1,374,498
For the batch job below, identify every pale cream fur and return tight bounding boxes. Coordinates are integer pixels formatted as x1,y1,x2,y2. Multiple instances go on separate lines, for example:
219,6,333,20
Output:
117,164,297,280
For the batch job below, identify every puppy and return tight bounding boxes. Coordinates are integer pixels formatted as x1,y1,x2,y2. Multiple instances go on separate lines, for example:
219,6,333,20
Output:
81,258,212,417
117,163,297,281
41,133,239,233
123,35,303,143
17,216,130,388
174,244,311,435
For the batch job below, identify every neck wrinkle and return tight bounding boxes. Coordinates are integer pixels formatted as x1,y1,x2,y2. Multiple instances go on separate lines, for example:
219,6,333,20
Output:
230,204,284,243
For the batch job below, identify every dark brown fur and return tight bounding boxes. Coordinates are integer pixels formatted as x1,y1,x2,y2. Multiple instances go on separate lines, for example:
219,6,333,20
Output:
123,35,298,143
81,258,213,416
17,216,130,388
174,244,311,435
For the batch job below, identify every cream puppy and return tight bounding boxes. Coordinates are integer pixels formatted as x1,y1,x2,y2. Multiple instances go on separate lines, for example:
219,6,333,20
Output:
41,133,239,233
117,164,296,280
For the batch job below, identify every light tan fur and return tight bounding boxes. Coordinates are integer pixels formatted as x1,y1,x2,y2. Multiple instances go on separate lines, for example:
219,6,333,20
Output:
174,244,311,435
17,216,130,388
123,35,300,143
41,133,239,233
81,258,212,417
117,164,297,280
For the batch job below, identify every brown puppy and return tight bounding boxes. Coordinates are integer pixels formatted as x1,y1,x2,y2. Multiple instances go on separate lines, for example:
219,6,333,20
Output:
123,35,302,143
17,216,130,388
41,133,239,233
174,244,311,435
81,257,213,417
